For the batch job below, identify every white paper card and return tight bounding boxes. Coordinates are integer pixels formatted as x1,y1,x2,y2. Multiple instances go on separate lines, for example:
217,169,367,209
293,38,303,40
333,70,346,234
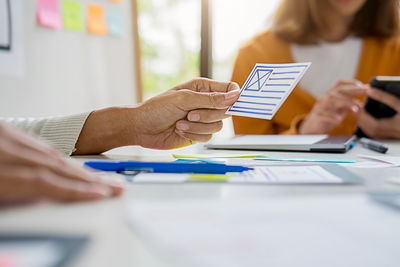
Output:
227,63,311,120
230,166,342,184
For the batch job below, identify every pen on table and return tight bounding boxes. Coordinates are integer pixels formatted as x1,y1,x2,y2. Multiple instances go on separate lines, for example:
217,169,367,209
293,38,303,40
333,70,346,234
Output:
359,138,388,154
84,160,252,174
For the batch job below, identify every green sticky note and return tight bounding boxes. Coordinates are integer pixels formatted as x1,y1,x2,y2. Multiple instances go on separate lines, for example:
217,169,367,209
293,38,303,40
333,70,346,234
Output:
62,0,83,31
173,153,263,159
190,174,231,182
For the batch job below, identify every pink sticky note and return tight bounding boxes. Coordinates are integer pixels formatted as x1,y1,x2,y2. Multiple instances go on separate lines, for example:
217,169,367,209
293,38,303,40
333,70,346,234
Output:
37,0,62,29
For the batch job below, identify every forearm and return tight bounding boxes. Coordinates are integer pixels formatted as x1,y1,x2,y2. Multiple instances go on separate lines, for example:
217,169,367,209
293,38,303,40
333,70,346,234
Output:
73,107,140,155
1,113,90,155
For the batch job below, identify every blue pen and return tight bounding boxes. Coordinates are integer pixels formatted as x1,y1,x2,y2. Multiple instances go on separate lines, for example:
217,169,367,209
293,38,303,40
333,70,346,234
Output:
84,160,252,174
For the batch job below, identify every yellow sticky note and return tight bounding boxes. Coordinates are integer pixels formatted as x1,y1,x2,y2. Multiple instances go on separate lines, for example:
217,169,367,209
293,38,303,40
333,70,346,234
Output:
87,4,107,35
63,0,83,32
190,174,231,182
173,153,263,159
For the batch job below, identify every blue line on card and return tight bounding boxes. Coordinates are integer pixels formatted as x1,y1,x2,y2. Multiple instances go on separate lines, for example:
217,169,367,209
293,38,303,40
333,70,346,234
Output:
242,68,273,91
261,90,286,93
240,96,278,102
260,65,309,68
231,106,273,112
272,71,300,75
265,84,291,87
269,77,295,80
229,109,273,116
245,95,281,99
236,100,277,106
247,71,271,90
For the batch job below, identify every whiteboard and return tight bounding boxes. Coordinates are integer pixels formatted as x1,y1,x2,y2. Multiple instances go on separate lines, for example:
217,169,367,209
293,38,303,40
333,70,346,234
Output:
0,0,137,117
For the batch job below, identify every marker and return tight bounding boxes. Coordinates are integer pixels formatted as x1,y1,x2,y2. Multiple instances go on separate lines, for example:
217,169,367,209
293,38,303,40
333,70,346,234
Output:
359,138,388,154
84,160,252,174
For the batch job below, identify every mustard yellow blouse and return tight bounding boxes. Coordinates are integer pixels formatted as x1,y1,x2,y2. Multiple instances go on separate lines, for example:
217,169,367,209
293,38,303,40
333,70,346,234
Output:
231,30,400,135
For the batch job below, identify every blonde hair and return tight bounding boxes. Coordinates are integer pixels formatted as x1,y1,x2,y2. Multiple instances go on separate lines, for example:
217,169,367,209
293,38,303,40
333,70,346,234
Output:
272,0,400,44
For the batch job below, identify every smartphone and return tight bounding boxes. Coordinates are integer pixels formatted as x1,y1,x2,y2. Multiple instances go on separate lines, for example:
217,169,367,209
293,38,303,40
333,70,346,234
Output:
356,76,400,137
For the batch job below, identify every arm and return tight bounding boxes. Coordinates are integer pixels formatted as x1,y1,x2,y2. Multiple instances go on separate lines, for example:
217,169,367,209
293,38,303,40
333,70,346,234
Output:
74,78,240,154
1,113,90,155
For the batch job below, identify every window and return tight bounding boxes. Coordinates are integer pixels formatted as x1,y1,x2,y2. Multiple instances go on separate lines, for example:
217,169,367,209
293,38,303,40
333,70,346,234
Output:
137,0,201,100
212,0,281,81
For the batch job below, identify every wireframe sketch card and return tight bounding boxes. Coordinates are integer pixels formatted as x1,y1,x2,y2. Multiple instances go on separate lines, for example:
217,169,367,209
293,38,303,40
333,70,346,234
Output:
226,63,311,120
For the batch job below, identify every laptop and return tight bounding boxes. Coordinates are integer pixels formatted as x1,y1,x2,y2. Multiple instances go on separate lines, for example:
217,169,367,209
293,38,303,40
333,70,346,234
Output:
206,135,356,153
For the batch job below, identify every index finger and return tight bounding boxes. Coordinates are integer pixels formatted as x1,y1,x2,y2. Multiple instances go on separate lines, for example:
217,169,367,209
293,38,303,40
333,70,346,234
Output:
368,88,400,113
335,84,368,97
172,78,240,93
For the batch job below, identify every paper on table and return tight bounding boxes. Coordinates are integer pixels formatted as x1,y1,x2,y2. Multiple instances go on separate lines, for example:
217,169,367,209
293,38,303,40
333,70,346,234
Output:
230,165,342,184
133,173,188,183
255,156,355,163
358,155,400,166
227,63,311,120
173,153,264,159
87,4,107,35
37,0,62,29
340,155,400,168
62,0,83,32
126,195,400,267
129,166,343,184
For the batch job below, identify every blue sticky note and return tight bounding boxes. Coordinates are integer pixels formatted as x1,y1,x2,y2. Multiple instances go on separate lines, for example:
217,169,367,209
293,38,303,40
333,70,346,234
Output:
107,6,124,37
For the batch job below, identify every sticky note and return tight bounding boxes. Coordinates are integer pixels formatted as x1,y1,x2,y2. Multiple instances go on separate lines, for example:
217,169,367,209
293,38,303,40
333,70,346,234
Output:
37,0,62,29
226,63,311,120
62,0,83,31
107,6,124,37
190,174,231,182
87,4,107,35
173,153,263,159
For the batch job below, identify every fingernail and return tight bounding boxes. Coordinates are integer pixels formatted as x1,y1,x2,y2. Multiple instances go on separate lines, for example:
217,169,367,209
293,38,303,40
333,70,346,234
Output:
92,185,112,197
352,105,359,113
176,122,189,131
188,113,200,122
225,90,240,100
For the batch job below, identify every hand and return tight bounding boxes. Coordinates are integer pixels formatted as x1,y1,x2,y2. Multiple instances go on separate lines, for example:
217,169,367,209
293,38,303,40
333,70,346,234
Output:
74,78,240,153
299,80,368,134
0,123,124,203
132,78,240,149
357,88,400,139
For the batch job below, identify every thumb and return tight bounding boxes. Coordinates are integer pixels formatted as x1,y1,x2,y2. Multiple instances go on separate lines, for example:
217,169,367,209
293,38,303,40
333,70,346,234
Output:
176,89,240,110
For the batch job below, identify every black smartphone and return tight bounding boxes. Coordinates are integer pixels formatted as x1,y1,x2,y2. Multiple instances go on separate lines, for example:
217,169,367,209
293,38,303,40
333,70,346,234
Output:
356,76,400,137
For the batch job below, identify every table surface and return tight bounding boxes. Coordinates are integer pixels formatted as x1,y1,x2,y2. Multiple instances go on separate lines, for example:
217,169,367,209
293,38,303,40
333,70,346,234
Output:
1,141,400,267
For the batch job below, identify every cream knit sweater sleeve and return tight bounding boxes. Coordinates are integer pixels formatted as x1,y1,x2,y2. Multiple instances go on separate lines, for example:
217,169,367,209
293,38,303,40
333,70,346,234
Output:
0,112,91,155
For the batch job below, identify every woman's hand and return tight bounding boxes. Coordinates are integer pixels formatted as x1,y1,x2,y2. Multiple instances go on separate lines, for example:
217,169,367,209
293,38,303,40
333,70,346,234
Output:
299,80,368,134
0,123,124,203
357,88,400,139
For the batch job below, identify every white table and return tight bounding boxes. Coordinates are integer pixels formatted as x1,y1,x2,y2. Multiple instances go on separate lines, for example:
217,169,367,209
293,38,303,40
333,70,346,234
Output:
1,142,400,267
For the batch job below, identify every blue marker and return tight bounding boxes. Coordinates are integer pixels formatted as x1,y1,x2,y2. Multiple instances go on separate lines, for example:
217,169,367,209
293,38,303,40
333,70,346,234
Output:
84,160,252,174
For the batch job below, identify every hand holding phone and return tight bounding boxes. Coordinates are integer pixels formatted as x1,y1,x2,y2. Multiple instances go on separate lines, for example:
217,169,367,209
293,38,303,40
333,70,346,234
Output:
356,76,400,139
